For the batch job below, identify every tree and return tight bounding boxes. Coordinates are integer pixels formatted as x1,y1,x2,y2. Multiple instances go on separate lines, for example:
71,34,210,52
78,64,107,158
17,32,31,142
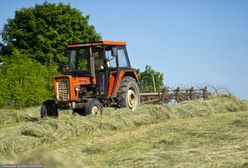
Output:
0,43,3,54
138,65,165,92
0,2,102,108
1,2,101,66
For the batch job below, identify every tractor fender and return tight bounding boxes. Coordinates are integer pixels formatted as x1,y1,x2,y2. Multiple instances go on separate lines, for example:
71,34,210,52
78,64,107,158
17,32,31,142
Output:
110,70,139,97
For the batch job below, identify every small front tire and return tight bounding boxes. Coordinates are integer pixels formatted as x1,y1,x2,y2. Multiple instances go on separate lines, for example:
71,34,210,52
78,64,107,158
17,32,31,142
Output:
40,100,58,118
84,99,103,116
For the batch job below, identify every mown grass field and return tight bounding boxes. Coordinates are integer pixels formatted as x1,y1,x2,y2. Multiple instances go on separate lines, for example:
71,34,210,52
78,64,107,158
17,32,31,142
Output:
0,95,248,168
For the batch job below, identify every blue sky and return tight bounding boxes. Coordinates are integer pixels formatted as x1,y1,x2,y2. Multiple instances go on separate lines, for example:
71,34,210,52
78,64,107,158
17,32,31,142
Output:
0,0,248,99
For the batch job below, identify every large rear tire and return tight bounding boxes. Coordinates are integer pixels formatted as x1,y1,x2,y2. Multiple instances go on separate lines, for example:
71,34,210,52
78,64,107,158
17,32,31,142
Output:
40,100,58,118
117,77,140,110
84,99,103,116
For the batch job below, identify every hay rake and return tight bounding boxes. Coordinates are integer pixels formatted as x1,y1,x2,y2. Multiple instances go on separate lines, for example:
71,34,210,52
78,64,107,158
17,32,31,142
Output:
139,74,230,104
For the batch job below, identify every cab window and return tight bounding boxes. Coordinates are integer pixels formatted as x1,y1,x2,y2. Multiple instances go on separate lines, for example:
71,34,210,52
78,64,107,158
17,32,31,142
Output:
69,48,90,72
92,47,104,70
117,47,129,67
105,49,117,68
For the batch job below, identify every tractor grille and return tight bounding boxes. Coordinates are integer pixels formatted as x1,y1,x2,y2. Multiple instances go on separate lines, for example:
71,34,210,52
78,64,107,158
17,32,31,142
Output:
56,79,70,101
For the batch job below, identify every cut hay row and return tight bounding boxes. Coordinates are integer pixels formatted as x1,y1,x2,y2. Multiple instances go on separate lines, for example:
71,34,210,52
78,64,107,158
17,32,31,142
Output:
0,95,247,154
4,108,248,168
0,107,39,125
0,95,247,167
0,95,246,126
19,95,248,141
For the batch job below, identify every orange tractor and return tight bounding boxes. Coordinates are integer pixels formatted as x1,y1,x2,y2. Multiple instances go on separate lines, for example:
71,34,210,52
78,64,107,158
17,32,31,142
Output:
41,41,140,117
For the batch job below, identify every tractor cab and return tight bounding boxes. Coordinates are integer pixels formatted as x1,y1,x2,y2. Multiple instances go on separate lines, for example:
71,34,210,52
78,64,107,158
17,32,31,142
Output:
67,41,130,73
65,41,132,96
41,41,140,117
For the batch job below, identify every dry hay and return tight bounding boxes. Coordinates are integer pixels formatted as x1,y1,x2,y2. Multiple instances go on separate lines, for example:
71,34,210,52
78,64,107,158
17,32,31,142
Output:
0,95,247,167
1,95,247,145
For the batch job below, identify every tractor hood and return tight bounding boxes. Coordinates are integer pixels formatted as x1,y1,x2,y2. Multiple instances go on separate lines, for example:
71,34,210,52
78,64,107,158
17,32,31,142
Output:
53,75,96,101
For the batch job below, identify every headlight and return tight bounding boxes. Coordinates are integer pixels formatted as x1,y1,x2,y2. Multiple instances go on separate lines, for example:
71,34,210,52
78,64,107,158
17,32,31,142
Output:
75,86,81,92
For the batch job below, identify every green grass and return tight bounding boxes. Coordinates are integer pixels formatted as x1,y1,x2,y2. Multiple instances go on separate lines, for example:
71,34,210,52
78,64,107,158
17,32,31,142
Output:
0,95,248,168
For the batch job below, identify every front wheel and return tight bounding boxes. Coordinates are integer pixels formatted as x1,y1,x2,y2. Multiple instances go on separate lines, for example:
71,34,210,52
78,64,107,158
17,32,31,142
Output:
84,99,103,115
40,100,58,118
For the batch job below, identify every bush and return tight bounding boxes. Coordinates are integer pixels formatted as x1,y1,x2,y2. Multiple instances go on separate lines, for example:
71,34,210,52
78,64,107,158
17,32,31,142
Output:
0,49,57,108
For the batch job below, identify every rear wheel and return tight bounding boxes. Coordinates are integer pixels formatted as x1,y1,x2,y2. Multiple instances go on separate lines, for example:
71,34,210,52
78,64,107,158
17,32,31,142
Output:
40,100,58,118
84,99,103,115
117,77,140,110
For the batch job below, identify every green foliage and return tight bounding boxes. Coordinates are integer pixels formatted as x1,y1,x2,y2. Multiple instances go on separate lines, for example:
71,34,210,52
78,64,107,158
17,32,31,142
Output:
0,2,102,108
1,2,101,66
0,43,4,56
138,65,165,92
0,49,57,108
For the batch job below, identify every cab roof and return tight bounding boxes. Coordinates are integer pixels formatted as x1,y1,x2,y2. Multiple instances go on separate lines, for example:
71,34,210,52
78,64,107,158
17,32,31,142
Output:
67,41,127,48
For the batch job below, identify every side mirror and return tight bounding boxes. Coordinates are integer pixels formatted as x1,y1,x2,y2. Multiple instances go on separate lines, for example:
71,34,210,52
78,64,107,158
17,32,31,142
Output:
111,47,118,57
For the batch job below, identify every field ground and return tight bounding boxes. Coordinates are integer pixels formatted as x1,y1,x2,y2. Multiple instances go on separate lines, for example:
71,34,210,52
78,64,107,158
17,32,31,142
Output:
0,95,248,168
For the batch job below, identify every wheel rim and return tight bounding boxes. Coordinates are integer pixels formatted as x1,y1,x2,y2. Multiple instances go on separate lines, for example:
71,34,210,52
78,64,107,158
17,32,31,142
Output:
91,105,100,115
176,94,185,103
127,88,138,110
163,94,171,103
